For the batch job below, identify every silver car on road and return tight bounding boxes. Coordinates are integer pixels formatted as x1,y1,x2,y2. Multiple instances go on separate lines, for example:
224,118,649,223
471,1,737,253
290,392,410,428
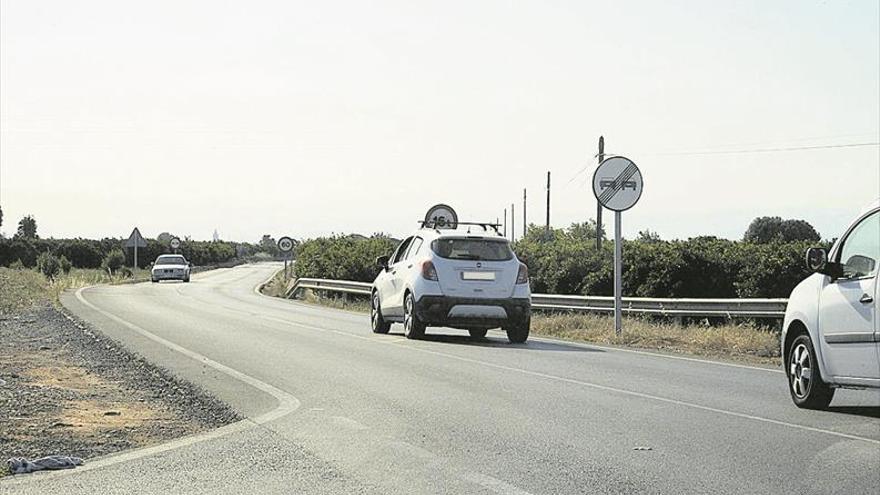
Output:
150,254,192,283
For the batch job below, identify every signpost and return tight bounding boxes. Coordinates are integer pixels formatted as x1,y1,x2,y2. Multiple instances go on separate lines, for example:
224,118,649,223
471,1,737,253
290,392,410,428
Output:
592,156,643,335
125,228,148,271
277,236,295,279
170,237,181,252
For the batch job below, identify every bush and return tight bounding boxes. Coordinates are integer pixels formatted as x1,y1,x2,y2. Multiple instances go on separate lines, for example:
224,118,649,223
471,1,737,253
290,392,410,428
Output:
59,255,73,274
295,235,397,282
36,252,62,280
8,259,26,270
101,249,126,275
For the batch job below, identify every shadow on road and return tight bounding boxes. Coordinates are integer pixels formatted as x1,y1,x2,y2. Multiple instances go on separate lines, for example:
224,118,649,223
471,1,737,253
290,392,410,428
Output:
386,331,602,353
825,406,880,419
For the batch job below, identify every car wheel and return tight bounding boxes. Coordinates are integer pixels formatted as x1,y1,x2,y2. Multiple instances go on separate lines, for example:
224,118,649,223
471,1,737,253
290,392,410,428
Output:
151,278,157,283
506,315,530,344
371,292,391,334
787,333,834,409
468,328,488,339
403,292,425,340
183,276,190,283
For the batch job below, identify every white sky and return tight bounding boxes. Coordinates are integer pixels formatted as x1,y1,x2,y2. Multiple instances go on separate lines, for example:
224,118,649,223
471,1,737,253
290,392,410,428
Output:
1,0,878,242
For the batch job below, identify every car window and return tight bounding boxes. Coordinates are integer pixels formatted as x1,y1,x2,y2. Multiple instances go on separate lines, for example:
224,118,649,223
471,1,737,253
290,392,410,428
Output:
430,238,514,261
391,237,413,265
405,238,423,260
838,210,879,279
156,256,186,265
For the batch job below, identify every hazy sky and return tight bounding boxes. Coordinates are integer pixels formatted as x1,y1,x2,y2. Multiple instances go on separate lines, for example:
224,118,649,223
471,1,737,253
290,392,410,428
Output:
2,0,878,242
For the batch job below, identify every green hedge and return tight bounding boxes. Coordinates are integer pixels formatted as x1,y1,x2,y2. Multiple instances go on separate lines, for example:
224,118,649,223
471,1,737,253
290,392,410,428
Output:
514,224,822,298
294,235,397,282
291,226,823,299
0,237,259,269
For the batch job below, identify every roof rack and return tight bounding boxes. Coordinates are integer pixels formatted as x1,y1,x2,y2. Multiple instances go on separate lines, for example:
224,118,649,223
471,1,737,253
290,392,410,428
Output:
418,220,503,236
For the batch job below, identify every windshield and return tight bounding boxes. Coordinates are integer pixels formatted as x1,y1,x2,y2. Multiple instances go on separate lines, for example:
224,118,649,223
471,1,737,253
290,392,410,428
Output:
431,238,513,261
156,256,186,265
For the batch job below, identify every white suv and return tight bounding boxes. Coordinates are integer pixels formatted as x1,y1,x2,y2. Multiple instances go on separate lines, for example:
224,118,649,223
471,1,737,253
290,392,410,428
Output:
782,200,879,409
370,224,531,343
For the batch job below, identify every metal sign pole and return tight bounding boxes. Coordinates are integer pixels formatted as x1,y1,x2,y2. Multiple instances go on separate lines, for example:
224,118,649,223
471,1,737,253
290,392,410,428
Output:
592,155,643,338
614,211,622,335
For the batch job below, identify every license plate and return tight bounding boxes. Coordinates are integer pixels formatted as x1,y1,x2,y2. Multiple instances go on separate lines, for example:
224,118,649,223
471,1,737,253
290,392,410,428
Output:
461,271,495,281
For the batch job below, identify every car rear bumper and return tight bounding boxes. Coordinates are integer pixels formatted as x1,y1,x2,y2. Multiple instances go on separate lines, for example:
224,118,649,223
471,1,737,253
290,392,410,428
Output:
414,295,530,329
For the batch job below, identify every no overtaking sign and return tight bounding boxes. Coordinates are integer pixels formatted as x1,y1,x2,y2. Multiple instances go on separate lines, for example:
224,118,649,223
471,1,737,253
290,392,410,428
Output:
592,156,643,212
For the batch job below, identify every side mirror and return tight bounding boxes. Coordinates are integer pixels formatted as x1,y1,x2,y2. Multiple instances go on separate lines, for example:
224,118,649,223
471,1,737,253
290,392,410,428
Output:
376,255,389,270
805,247,842,279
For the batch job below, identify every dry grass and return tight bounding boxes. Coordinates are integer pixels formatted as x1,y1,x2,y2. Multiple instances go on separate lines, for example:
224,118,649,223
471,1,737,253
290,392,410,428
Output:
276,290,781,365
299,289,371,313
0,267,149,314
532,312,781,366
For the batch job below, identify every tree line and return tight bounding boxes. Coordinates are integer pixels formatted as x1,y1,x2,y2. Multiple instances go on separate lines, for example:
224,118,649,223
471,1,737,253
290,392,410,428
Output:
292,217,825,299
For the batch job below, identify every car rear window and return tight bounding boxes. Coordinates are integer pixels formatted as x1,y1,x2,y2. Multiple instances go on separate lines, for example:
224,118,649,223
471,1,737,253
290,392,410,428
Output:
157,256,186,265
430,238,513,261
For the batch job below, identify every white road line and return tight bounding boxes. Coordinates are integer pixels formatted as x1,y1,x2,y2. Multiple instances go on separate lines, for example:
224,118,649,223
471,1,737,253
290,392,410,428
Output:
249,305,880,446
251,271,782,375
1,285,302,485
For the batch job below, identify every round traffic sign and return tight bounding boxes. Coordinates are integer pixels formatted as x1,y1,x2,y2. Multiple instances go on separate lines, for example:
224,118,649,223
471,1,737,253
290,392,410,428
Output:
277,236,295,253
424,204,458,229
170,237,181,249
592,156,643,212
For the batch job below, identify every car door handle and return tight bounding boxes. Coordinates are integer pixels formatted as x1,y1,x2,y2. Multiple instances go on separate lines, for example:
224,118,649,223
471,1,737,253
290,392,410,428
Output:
859,294,873,304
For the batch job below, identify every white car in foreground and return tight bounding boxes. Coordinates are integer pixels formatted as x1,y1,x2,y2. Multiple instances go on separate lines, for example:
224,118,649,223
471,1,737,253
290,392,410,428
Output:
150,254,192,283
370,223,531,343
782,200,879,409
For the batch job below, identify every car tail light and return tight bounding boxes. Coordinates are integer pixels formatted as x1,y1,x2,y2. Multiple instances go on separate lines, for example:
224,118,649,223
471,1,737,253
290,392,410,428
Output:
421,260,438,281
516,263,529,284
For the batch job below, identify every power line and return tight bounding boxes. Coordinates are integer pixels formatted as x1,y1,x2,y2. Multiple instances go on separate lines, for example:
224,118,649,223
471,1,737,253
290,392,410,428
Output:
650,141,879,156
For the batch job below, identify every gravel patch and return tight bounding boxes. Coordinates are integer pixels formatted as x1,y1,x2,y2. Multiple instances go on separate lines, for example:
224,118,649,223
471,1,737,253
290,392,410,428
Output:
0,303,241,468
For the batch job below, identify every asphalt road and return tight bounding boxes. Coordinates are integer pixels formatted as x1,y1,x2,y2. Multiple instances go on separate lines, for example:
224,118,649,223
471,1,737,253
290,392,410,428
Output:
4,263,879,494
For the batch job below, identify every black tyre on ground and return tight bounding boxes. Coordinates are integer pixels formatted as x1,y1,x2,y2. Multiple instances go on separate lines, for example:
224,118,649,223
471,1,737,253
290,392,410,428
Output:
468,328,488,339
506,315,530,344
403,292,426,340
370,291,391,334
787,333,834,409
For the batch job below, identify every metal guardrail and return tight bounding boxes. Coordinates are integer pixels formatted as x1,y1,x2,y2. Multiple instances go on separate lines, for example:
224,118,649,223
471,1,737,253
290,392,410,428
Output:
286,278,788,319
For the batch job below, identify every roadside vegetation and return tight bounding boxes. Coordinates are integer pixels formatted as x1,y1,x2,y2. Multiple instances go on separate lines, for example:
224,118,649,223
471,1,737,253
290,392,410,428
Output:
291,217,825,300
0,266,149,313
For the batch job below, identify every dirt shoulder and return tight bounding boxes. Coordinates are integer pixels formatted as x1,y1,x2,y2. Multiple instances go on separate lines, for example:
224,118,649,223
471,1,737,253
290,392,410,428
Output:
0,269,241,477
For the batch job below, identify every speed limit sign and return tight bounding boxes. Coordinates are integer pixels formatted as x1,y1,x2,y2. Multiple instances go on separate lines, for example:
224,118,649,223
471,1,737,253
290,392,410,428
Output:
277,236,294,253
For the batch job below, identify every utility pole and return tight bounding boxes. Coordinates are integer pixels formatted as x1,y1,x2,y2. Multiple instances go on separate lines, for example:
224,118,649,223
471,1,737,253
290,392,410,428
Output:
522,188,527,238
545,171,551,234
503,208,507,237
596,136,605,251
510,203,515,242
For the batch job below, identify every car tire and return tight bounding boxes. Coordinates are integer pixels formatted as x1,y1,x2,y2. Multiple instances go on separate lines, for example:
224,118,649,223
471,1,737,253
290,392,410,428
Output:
403,292,426,340
506,315,530,344
371,291,391,334
183,276,190,283
468,328,488,339
787,333,834,409
151,278,157,283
